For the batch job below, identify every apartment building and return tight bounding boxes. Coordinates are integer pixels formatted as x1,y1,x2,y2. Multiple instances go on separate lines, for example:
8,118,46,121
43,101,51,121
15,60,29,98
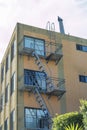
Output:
0,23,87,130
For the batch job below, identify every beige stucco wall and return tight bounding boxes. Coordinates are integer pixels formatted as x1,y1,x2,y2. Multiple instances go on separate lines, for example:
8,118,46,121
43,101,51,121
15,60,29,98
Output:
1,23,87,130
62,38,87,112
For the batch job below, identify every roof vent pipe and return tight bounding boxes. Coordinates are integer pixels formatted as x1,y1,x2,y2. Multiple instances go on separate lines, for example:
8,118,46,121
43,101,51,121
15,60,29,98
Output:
58,16,65,34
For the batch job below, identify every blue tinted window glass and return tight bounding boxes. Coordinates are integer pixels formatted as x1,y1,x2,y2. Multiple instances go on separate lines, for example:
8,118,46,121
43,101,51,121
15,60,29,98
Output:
24,70,46,90
24,108,46,129
24,37,34,48
24,37,45,56
82,46,87,52
76,44,87,52
35,39,45,56
79,75,87,83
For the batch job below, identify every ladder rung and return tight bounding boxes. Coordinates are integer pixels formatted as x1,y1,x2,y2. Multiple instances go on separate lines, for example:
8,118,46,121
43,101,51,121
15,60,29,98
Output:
40,104,44,108
46,80,51,84
37,99,42,103
38,65,44,70
36,96,40,99
36,62,41,65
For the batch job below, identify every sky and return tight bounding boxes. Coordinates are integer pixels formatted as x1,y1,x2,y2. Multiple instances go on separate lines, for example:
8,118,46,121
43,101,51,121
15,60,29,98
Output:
0,0,87,62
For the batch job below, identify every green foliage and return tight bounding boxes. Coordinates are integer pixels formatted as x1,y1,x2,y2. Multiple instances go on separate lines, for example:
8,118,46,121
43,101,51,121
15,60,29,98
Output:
52,112,83,130
80,100,87,130
64,123,83,130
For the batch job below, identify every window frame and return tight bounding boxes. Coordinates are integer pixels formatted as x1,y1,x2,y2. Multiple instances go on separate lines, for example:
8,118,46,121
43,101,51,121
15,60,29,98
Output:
0,125,2,130
10,72,15,95
24,36,45,56
10,109,15,130
4,118,8,130
24,69,47,91
1,94,4,111
76,44,87,52
1,65,4,83
11,40,16,61
79,75,87,83
5,85,9,103
24,107,46,129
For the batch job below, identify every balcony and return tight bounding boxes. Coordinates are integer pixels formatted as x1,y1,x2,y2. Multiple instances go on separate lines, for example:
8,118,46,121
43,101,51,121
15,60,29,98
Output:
19,70,66,99
19,39,34,56
45,42,63,64
45,76,65,99
18,37,45,57
18,37,63,64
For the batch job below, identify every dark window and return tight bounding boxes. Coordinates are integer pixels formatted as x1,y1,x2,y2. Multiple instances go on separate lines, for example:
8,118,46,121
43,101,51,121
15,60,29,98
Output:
10,73,15,95
11,43,14,61
24,36,45,56
4,118,8,130
0,95,4,111
0,126,2,130
10,110,15,130
24,69,46,91
5,85,8,103
76,44,87,52
24,108,47,129
0,97,2,112
6,54,10,72
79,75,87,83
1,66,4,82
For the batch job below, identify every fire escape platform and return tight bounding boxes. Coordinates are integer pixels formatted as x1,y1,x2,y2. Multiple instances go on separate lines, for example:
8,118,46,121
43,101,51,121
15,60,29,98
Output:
19,84,35,91
45,52,63,64
19,47,34,56
46,89,66,98
19,85,46,93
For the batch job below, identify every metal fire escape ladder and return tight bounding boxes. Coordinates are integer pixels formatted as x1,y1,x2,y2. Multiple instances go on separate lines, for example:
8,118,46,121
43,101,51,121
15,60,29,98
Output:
46,43,63,65
33,51,65,99
29,71,52,128
33,52,55,92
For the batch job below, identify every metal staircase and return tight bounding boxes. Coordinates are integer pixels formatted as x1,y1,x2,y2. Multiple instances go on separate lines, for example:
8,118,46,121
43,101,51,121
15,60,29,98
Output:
19,40,65,129
29,71,52,129
33,52,63,93
33,52,54,92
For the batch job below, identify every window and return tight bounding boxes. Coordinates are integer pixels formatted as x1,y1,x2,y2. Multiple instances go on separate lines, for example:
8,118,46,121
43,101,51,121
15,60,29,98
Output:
1,94,4,111
24,69,46,91
1,65,4,82
11,40,16,61
4,118,8,130
79,75,87,83
76,44,87,52
24,108,47,129
24,36,45,56
10,73,15,95
5,85,9,103
10,110,15,130
0,126,2,130
6,54,10,72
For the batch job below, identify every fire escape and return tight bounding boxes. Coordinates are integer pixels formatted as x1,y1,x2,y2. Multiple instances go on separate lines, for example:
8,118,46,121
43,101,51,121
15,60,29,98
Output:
19,29,66,129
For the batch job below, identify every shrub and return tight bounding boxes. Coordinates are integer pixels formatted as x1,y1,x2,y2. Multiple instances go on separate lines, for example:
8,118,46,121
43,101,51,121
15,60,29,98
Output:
52,112,83,130
64,123,83,130
80,100,87,130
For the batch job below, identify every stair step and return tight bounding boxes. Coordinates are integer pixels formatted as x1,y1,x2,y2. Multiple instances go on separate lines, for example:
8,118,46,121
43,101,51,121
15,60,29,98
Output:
36,96,40,100
36,62,41,65
40,104,44,108
39,66,43,69
33,52,53,128
37,99,42,103
46,80,51,84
